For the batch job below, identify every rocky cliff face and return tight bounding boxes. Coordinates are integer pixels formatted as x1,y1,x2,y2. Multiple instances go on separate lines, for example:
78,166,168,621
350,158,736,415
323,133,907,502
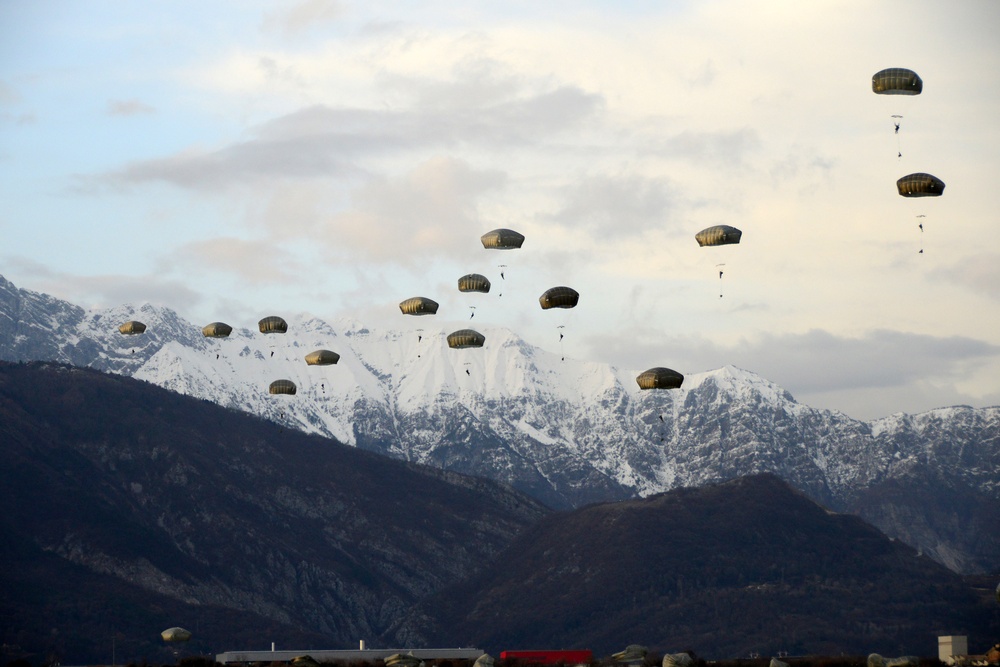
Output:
2,275,997,573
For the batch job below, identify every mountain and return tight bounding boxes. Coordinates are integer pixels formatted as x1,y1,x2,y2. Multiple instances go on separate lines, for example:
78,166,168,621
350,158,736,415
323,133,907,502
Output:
1,275,998,574
0,361,547,664
387,474,1000,659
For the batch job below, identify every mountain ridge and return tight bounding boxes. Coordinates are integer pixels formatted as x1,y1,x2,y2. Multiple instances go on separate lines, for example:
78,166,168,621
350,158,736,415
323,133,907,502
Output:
1,274,997,574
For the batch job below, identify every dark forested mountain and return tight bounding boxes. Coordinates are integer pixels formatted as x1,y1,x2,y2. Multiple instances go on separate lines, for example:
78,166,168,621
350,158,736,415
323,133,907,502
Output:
389,475,1000,659
1,274,998,576
0,361,548,664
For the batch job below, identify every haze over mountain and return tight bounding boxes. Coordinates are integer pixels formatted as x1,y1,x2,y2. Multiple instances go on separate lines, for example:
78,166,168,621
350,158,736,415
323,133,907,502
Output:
1,275,998,575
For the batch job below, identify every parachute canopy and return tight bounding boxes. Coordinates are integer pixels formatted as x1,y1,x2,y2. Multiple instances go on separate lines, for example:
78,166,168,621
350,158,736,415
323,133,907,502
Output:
202,322,233,338
872,68,923,95
897,173,945,197
458,273,491,293
636,367,684,390
258,316,288,334
695,225,742,247
447,329,486,349
305,349,340,366
399,297,439,316
539,286,580,310
161,627,192,643
385,654,424,667
118,320,147,335
481,228,525,250
269,379,297,395
612,645,648,663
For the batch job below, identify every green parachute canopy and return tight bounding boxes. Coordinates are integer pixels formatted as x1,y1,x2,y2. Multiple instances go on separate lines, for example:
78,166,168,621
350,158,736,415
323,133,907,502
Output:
399,297,439,316
458,273,491,293
481,228,525,249
269,379,297,395
305,349,340,366
636,367,684,390
872,68,923,95
161,627,192,643
695,225,742,247
202,322,233,338
447,329,486,349
258,316,288,334
539,286,579,310
897,173,945,197
118,320,147,335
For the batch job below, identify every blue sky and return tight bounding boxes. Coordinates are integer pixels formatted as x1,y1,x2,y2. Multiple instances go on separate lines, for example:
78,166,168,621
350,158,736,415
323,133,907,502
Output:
2,0,999,419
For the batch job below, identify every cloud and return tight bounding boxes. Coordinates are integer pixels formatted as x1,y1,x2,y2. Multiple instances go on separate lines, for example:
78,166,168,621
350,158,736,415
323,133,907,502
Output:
2,257,203,313
263,0,344,37
106,99,155,116
547,172,679,236
321,156,507,263
89,78,603,191
162,237,300,286
930,253,1000,302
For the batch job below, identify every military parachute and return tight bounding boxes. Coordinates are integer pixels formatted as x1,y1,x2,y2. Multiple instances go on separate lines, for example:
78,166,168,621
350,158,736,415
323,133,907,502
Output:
539,286,579,310
399,297,439,316
458,273,491,293
305,349,339,366
636,367,684,390
202,322,233,338
118,320,146,335
447,329,486,349
872,68,923,95
897,173,945,197
480,228,525,249
161,627,192,643
269,379,297,395
258,316,288,334
695,225,742,247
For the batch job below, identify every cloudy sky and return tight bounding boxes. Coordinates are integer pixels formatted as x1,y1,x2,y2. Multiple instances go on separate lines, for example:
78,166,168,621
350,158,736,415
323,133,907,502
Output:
2,1,999,420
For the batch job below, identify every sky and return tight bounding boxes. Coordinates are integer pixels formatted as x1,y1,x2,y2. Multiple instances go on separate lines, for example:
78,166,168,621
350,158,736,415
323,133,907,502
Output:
1,0,999,421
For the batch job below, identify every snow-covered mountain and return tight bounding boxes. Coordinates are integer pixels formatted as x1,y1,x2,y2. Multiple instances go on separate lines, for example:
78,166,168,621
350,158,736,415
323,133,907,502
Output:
2,275,998,574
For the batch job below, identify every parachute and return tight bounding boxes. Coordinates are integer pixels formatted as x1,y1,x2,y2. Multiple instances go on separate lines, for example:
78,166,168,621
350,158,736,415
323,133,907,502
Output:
118,320,146,335
385,654,424,667
612,645,648,664
258,316,288,334
202,322,233,338
872,68,923,95
480,228,525,249
897,173,945,197
636,367,684,390
447,329,486,349
399,297,439,316
539,286,580,310
161,627,192,643
695,225,742,247
269,379,297,395
305,349,340,366
458,273,491,293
